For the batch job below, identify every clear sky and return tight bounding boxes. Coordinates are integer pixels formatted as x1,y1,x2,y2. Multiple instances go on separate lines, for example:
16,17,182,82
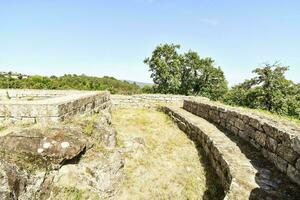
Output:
1,0,299,86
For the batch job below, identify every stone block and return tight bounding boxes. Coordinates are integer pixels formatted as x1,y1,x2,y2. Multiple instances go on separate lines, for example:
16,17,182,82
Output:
296,158,300,170
234,118,245,130
262,123,276,138
291,136,300,154
231,126,239,135
266,136,277,152
287,164,300,185
244,125,256,138
238,130,250,141
276,144,298,164
254,131,266,147
249,118,262,131
275,155,288,173
241,114,250,123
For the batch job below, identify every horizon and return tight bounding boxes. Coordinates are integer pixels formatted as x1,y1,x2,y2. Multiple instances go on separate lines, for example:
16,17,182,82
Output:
1,1,300,86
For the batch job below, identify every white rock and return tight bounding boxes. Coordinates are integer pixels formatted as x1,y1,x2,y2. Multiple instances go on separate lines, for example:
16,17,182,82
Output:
61,142,70,149
37,148,44,154
43,142,51,149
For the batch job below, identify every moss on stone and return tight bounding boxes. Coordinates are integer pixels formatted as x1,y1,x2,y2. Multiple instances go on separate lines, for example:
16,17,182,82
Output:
50,186,101,200
0,149,49,172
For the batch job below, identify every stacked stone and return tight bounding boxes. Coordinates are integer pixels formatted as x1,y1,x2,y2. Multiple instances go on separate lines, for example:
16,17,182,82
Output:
183,100,300,186
0,89,83,100
0,90,111,124
111,94,206,108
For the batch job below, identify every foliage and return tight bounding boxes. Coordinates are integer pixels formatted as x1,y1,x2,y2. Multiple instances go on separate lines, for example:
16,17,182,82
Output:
144,44,228,100
223,63,300,119
141,85,154,93
0,73,141,95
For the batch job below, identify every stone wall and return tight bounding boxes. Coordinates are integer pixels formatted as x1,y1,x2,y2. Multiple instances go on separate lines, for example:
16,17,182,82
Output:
0,89,111,124
183,99,300,186
111,94,206,108
163,106,263,199
0,89,82,100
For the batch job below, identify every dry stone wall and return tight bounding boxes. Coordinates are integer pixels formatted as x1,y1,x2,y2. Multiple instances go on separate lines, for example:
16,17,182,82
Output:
183,99,300,186
111,94,205,108
0,89,82,99
0,89,111,124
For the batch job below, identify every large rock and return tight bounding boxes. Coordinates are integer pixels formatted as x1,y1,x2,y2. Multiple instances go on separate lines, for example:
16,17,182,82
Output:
0,107,123,200
0,160,27,200
0,127,87,170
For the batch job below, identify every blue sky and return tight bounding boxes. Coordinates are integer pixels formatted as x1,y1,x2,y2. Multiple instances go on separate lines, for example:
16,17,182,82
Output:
0,0,299,86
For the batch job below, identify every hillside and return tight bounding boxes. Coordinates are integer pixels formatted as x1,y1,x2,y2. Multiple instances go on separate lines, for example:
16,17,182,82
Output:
0,72,141,95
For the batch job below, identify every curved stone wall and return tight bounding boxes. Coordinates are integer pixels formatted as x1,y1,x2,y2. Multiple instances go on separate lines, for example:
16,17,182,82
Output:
183,99,300,186
163,106,256,199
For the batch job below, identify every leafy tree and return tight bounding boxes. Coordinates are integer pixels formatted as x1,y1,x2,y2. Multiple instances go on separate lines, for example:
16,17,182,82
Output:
141,85,154,93
0,73,141,95
223,63,300,119
144,44,182,94
144,44,228,100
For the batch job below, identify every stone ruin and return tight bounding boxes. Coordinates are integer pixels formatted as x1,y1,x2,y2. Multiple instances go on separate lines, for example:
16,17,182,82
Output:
0,91,299,199
0,89,110,124
0,89,122,200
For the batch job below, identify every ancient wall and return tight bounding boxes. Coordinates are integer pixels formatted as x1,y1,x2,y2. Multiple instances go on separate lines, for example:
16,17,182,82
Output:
111,94,205,108
183,99,300,186
0,89,111,124
0,89,82,99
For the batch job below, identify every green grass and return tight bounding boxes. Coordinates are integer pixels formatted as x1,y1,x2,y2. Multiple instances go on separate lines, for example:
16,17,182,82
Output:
83,114,97,136
112,108,209,199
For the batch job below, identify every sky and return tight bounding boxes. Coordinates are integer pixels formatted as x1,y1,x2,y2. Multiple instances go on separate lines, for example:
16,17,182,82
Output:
0,0,299,86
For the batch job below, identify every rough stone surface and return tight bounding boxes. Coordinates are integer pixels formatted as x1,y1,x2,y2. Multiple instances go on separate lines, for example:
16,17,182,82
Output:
266,136,278,152
163,106,300,200
296,158,300,170
111,94,208,108
287,165,300,186
291,137,300,154
0,97,123,200
183,99,300,187
0,89,110,124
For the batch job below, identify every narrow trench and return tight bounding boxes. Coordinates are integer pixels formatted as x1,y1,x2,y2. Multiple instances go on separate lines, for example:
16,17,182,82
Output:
190,112,300,200
216,125,300,200
112,107,224,199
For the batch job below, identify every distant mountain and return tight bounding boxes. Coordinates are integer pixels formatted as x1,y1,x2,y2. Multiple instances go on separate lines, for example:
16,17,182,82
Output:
124,80,153,88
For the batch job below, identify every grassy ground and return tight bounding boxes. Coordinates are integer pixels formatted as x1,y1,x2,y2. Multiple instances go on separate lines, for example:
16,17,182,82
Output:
112,108,208,200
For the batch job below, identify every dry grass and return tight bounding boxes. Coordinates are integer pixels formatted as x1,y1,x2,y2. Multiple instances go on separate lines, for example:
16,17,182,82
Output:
112,108,207,199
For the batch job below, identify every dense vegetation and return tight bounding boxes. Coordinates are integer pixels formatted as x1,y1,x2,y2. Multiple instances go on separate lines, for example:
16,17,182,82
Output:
145,44,300,120
223,63,300,120
1,44,299,120
0,74,141,95
144,44,228,100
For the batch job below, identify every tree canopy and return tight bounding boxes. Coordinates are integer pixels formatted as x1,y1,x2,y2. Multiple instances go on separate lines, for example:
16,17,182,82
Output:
144,44,228,100
223,63,300,119
0,74,141,95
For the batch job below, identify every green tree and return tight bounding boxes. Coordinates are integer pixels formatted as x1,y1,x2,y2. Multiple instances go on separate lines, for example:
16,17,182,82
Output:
224,63,300,119
145,44,228,100
144,44,182,94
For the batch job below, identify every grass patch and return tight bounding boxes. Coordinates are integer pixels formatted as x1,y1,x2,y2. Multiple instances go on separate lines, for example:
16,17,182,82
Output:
0,149,48,172
0,125,5,132
83,114,97,136
50,186,101,200
112,108,211,199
